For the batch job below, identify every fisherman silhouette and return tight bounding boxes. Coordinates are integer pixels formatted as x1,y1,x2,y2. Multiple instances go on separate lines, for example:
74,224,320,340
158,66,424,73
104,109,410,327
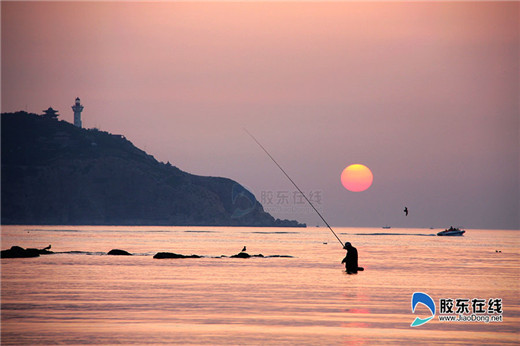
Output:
404,207,408,216
341,242,359,274
241,246,246,252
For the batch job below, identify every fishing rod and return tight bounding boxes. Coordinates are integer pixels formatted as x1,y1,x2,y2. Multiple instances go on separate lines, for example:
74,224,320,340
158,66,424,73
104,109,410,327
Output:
244,129,345,248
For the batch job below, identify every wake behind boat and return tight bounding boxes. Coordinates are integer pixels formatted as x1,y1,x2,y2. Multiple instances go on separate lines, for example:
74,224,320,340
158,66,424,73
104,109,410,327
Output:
437,227,465,236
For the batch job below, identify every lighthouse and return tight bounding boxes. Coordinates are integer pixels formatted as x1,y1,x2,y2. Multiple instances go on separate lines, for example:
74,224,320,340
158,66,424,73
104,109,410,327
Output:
72,97,84,128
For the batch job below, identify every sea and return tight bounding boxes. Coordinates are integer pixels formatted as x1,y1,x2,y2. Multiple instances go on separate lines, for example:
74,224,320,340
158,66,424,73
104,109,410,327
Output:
1,225,519,345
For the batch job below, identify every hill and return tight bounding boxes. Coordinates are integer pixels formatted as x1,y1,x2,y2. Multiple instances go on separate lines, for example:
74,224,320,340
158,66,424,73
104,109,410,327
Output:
1,111,304,227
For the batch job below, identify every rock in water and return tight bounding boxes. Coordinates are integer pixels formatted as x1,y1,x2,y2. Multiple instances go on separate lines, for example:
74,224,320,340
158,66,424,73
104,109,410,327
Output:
231,252,251,258
153,252,201,259
107,249,132,256
1,246,40,258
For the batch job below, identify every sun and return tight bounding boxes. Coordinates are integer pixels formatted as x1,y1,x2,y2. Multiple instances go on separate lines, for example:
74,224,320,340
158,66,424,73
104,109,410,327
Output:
341,164,373,192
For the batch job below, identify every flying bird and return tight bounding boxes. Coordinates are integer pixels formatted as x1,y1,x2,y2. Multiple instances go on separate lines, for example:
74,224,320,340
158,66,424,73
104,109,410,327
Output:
404,207,408,216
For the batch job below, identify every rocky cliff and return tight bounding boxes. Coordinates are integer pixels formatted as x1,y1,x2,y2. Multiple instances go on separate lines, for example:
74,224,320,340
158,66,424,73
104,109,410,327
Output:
1,111,304,227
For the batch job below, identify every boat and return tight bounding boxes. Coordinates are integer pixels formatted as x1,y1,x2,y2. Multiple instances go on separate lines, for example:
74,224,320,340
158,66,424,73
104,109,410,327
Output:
382,226,391,229
437,227,465,236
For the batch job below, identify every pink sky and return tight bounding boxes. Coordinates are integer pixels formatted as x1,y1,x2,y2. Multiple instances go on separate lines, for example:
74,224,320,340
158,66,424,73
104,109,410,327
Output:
2,2,518,229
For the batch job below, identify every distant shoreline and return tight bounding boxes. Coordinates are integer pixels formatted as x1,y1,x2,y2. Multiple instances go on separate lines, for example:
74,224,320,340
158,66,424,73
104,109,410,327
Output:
1,222,306,228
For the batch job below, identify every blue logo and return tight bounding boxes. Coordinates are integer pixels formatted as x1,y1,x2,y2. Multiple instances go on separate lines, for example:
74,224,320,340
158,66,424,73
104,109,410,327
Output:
411,292,436,327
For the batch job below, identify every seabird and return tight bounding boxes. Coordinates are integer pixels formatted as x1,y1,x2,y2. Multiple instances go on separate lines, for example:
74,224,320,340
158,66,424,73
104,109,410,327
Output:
242,246,246,252
404,207,408,216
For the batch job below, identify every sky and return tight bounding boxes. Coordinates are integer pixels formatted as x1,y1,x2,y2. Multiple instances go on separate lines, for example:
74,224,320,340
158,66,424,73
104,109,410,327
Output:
2,1,519,229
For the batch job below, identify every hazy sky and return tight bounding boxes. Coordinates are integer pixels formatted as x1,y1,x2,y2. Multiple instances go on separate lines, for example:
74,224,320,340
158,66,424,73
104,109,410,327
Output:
2,2,518,229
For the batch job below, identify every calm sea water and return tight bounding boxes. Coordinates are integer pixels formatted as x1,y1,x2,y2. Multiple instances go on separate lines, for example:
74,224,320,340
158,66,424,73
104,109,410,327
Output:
1,226,519,345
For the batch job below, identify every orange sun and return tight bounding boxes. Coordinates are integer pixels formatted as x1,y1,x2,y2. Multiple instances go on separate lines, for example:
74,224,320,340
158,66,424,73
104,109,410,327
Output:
341,164,373,192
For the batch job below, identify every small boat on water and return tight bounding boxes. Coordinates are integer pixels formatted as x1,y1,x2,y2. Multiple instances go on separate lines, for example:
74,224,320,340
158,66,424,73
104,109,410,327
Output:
437,227,465,236
382,226,391,229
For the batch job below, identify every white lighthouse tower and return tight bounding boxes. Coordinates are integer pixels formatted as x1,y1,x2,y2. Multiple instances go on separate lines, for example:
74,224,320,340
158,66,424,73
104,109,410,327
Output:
72,97,84,128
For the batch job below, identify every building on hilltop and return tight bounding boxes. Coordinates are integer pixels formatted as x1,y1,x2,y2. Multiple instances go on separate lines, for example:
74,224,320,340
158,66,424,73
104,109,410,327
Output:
72,97,84,128
42,107,59,119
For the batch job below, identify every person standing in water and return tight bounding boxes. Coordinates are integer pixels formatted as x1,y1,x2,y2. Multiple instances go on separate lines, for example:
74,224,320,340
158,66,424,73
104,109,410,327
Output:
341,242,359,274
